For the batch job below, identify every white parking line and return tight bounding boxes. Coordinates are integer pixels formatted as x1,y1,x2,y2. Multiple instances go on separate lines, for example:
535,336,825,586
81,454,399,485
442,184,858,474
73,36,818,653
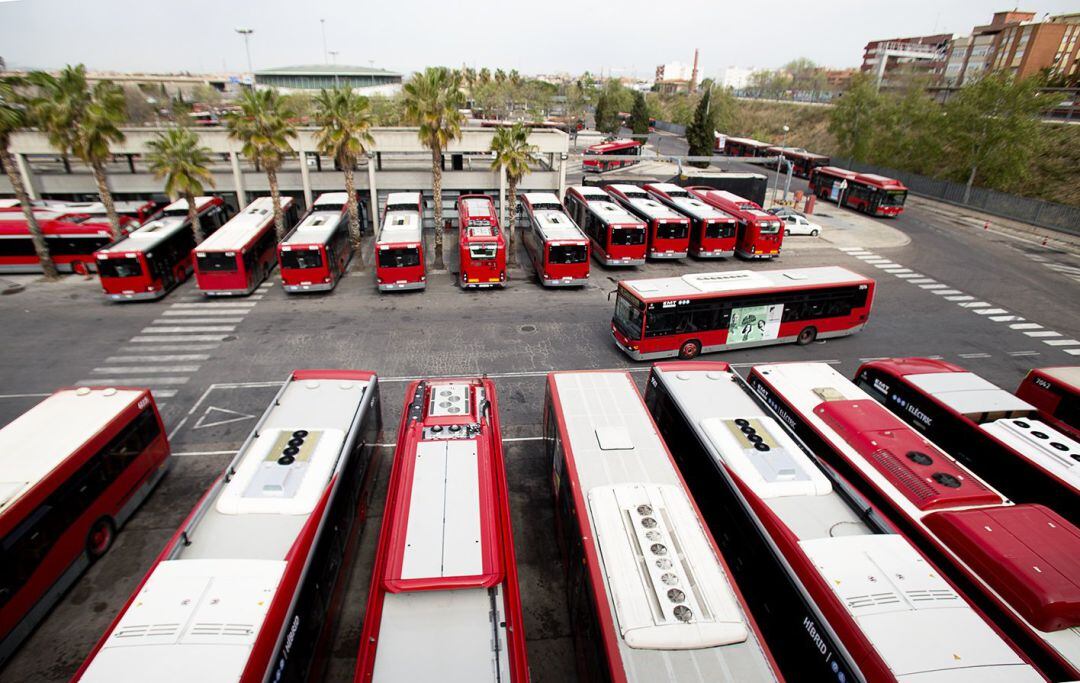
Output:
119,344,220,352
1066,349,1080,356
141,326,236,333
960,302,991,308
932,290,962,296
170,302,257,309
1008,350,1041,357
162,309,253,317
895,273,922,279
1011,323,1043,330
974,308,1009,315
920,284,947,290
130,334,231,342
76,377,190,386
105,354,210,362
91,365,202,374
958,352,992,359
1025,330,1061,338
945,295,974,301
989,315,1021,322
908,278,936,284
1043,339,1079,346
148,318,244,325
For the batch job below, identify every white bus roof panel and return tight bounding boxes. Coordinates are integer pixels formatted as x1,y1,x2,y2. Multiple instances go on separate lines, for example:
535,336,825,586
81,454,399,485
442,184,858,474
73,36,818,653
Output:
0,387,144,513
97,217,189,254
1038,366,1080,389
904,372,1035,416
522,192,561,205
462,197,495,216
378,211,422,244
197,196,291,252
625,197,685,221
386,191,421,206
535,210,586,242
590,201,643,226
569,185,612,200
163,196,217,214
282,209,343,246
670,197,731,221
981,418,1080,492
313,192,349,207
624,266,867,300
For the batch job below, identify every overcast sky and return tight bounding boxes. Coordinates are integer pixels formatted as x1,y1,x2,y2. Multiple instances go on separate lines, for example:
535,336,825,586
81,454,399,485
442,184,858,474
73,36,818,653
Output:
2,0,1078,78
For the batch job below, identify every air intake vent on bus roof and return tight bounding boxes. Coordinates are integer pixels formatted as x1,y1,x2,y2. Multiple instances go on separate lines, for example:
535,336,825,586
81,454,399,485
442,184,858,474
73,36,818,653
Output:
682,271,768,293
428,383,471,417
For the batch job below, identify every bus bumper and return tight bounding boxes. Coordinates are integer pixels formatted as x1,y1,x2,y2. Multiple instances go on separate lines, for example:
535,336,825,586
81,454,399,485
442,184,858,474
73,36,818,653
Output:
379,281,426,292
736,250,779,260
692,249,734,259
542,276,589,287
648,250,688,259
106,289,165,302
284,281,336,293
611,330,672,361
201,286,257,297
599,256,646,267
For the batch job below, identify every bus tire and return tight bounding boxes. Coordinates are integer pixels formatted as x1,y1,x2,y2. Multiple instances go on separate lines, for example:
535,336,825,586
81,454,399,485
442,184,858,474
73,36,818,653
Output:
797,327,818,345
86,517,116,561
678,339,701,360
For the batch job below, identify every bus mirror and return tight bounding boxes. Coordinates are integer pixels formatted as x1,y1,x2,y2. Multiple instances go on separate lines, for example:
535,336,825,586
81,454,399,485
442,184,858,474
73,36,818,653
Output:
607,289,617,301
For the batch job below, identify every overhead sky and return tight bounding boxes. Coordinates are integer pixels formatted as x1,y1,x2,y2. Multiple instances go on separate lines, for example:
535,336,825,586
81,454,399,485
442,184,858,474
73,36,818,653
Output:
2,0,1078,77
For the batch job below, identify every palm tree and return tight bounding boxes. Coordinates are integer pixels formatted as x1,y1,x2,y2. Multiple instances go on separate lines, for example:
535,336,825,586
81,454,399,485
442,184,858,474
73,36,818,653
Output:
1,76,58,279
31,65,127,239
226,88,297,239
489,123,536,267
146,127,215,242
313,87,374,265
403,67,464,270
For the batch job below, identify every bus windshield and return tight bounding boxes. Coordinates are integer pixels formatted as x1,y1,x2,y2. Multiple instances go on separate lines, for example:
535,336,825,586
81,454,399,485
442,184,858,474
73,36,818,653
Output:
98,256,142,278
611,226,645,245
613,291,644,341
469,244,497,260
880,190,907,207
657,222,688,239
196,251,238,272
280,249,323,270
705,221,732,238
378,247,421,268
548,244,587,264
759,221,781,235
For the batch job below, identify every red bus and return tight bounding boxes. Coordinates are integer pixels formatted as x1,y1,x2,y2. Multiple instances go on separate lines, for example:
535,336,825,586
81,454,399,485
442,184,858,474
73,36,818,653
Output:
563,185,647,266
644,183,737,258
611,266,874,360
854,358,1080,523
278,192,351,293
194,196,298,296
544,370,782,682
0,199,159,225
765,147,831,179
582,138,642,173
688,187,783,259
457,194,506,289
723,137,771,157
1016,366,1080,439
747,361,1080,680
809,166,908,217
645,362,1045,683
605,184,691,259
0,386,170,668
0,211,127,274
520,192,590,286
376,192,426,292
355,377,528,682
76,370,383,683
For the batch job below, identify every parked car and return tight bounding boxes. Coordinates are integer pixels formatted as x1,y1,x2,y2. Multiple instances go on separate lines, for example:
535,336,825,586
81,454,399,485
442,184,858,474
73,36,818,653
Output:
769,209,822,236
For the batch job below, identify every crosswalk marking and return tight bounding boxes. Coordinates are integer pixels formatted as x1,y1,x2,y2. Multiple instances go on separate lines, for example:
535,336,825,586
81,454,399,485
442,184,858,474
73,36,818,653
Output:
932,289,962,295
119,344,219,352
1008,350,1041,357
1026,330,1061,338
960,302,990,308
974,308,1008,315
895,273,922,279
989,315,1021,322
91,365,202,374
1066,349,1080,356
105,354,211,362
141,325,236,333
945,295,974,301
76,376,190,386
130,334,231,342
920,284,947,289
909,278,936,284
170,302,257,309
1011,323,1043,330
162,309,252,317
1043,339,1080,346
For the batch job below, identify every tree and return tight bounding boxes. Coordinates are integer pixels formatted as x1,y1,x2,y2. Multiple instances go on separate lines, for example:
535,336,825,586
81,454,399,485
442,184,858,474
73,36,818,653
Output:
314,87,375,266
594,92,618,134
403,67,465,270
226,88,297,239
31,65,127,238
628,91,650,137
869,80,943,174
489,123,536,267
0,76,58,279
145,127,215,242
369,93,405,126
829,72,881,163
685,86,717,166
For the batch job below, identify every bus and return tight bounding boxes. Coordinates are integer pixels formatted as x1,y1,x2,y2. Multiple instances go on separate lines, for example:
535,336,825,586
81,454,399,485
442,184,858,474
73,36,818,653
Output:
747,361,1080,680
582,139,642,173
723,137,771,157
0,199,159,225
809,167,908,217
1015,366,1080,440
644,183,737,258
612,267,874,361
0,211,124,274
375,192,426,292
520,192,590,287
605,184,691,259
0,386,170,668
544,370,782,682
156,196,229,225
355,377,528,682
645,362,1045,683
854,358,1080,522
76,369,383,683
457,194,507,289
688,188,783,259
278,192,351,293
765,148,831,179
194,196,298,296
563,186,646,266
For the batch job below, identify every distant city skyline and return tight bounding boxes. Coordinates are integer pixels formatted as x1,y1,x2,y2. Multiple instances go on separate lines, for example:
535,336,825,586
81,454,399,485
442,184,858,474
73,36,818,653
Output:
2,0,1078,78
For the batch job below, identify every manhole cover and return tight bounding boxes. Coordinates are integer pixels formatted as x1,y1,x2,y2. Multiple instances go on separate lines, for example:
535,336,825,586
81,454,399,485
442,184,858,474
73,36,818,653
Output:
519,325,536,333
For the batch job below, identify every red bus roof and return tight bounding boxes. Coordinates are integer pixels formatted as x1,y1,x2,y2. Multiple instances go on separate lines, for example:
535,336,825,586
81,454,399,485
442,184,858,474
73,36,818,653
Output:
196,196,291,252
855,173,907,191
621,266,871,303
587,138,642,153
0,212,115,237
815,166,859,180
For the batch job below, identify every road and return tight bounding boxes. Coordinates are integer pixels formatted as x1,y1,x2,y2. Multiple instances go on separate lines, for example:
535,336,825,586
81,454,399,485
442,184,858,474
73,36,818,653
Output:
0,131,1077,682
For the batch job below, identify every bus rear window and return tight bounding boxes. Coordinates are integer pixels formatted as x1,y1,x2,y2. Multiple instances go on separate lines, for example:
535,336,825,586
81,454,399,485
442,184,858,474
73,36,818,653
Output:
759,221,781,235
378,247,421,268
469,244,497,260
98,256,142,279
548,244,587,264
657,222,688,239
280,248,323,270
196,251,237,272
611,226,645,246
613,291,645,341
705,221,734,238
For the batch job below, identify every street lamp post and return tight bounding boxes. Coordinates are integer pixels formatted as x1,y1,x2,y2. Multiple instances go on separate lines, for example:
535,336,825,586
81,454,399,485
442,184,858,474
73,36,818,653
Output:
329,51,340,88
774,124,789,204
235,28,254,78
320,19,328,64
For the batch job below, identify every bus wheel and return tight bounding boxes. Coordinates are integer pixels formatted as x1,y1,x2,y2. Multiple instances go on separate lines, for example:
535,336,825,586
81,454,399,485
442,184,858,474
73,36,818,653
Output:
678,339,701,360
797,327,818,345
86,517,116,561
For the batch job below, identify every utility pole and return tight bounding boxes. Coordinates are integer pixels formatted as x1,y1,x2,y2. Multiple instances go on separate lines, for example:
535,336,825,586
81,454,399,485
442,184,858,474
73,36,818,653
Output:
329,51,340,88
235,28,254,77
774,124,789,203
320,19,328,64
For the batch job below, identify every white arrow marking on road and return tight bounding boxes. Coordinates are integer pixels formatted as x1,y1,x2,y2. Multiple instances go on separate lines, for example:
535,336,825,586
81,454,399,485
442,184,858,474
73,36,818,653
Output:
194,405,258,430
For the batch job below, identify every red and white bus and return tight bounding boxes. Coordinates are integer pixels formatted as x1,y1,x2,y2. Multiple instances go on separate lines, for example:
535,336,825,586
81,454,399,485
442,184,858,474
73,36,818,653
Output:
544,370,782,682
520,192,590,286
1016,366,1080,439
582,138,642,173
765,147,831,179
563,185,647,266
375,192,426,292
854,358,1080,523
809,167,908,217
194,196,298,296
605,184,691,259
723,137,771,157
612,267,874,361
644,183,737,258
0,211,124,274
457,194,507,289
0,199,159,225
747,362,1080,680
0,386,170,668
76,370,383,683
355,377,528,682
278,192,351,293
688,188,783,259
645,362,1045,683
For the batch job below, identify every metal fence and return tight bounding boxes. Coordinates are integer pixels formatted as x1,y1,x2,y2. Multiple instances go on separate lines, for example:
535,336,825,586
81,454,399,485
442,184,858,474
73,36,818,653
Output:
839,160,1080,236
652,120,686,136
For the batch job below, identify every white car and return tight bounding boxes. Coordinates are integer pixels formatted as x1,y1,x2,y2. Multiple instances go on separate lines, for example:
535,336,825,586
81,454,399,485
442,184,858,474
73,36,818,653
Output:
781,213,822,237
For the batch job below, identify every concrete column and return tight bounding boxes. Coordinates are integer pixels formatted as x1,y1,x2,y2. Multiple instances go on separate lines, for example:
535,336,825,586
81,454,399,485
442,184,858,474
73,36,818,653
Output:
15,154,39,201
230,152,247,207
498,165,507,229
558,153,567,199
297,137,313,208
367,158,379,236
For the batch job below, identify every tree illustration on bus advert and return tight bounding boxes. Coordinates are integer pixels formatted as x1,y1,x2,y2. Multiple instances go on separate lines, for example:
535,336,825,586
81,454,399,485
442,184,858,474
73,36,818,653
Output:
728,304,783,343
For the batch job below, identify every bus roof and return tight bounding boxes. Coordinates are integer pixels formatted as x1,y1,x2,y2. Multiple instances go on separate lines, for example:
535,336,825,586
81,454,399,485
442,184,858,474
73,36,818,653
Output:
0,387,146,514
856,173,907,190
567,185,613,201
162,196,218,214
902,370,1036,416
533,208,586,242
644,182,691,198
281,206,344,246
0,212,115,236
378,211,422,244
386,191,421,207
725,137,770,148
521,191,561,206
460,196,496,218
669,196,735,222
587,138,641,153
622,196,688,222
1031,366,1080,391
589,200,644,227
313,192,349,207
816,166,859,180
196,196,290,252
97,217,190,254
622,266,869,302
